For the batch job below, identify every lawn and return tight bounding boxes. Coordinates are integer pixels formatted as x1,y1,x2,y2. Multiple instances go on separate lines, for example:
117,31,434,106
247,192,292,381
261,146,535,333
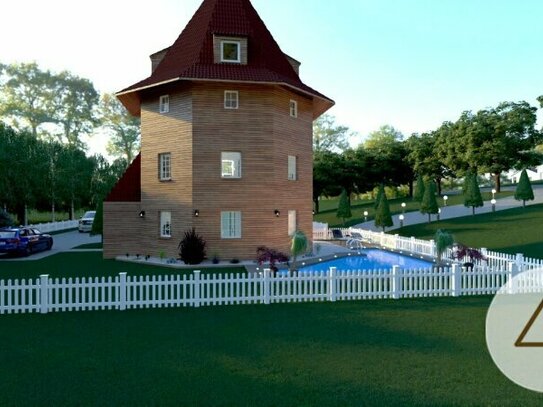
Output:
0,297,541,406
397,203,543,259
315,191,513,228
0,252,246,280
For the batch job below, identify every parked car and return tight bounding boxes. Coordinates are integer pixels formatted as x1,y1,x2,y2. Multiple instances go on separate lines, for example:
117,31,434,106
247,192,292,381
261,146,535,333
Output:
78,211,96,233
0,227,53,257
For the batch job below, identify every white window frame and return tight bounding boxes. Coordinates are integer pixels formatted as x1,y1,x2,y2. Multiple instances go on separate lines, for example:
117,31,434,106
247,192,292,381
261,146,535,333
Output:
288,155,297,181
290,100,298,118
221,211,242,239
221,152,242,179
160,211,172,238
288,210,297,236
224,91,239,109
220,40,241,63
159,95,170,113
159,153,171,181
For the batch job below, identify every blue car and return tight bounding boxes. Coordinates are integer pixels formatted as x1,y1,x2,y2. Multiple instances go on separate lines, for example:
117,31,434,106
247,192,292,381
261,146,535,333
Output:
0,227,53,257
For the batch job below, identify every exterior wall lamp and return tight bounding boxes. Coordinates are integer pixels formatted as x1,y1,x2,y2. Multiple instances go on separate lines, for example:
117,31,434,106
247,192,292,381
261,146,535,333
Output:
194,209,200,217
139,211,146,218
274,210,280,217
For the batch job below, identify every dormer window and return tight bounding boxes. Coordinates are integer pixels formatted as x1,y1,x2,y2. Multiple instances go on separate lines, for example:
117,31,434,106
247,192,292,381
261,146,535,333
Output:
159,95,170,113
221,41,241,63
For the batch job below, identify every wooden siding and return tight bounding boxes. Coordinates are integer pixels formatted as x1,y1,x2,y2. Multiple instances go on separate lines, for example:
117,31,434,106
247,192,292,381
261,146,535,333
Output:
103,202,142,258
105,80,314,260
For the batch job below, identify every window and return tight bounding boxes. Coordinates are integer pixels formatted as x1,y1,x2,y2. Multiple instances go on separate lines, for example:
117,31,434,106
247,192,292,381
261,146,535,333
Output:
221,152,241,178
221,211,242,239
290,100,298,118
160,211,172,238
288,156,297,181
159,95,170,113
288,210,297,236
159,153,171,181
221,41,241,63
224,91,239,109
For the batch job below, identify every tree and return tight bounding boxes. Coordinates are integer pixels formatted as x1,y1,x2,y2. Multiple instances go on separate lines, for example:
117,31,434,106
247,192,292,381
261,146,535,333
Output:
374,184,384,209
0,210,14,227
0,62,56,138
374,191,393,231
100,93,140,163
413,174,425,202
313,151,342,213
435,230,454,264
290,230,308,272
91,201,104,241
336,189,352,226
313,114,351,153
464,172,483,215
406,132,448,195
50,70,99,148
420,180,439,223
514,169,534,208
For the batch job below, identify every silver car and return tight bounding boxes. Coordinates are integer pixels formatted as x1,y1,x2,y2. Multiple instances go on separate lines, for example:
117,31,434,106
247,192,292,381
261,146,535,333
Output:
78,211,96,233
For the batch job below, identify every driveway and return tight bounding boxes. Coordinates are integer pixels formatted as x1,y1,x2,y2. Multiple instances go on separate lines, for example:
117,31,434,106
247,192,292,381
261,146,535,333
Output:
0,231,102,261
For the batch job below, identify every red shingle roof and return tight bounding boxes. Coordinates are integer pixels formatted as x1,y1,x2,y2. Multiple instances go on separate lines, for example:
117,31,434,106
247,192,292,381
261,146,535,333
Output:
117,0,333,118
105,154,141,202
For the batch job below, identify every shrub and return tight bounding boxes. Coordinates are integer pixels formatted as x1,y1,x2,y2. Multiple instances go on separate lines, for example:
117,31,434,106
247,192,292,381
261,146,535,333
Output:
0,210,14,228
256,246,289,271
178,228,207,265
230,258,240,264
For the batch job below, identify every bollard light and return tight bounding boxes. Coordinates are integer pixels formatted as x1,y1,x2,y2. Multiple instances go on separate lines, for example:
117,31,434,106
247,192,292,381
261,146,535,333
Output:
364,211,369,222
443,195,448,206
399,214,405,228
491,198,497,212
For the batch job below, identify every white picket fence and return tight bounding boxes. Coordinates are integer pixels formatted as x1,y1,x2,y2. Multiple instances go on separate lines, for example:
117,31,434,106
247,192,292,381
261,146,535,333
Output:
0,262,531,315
27,220,79,233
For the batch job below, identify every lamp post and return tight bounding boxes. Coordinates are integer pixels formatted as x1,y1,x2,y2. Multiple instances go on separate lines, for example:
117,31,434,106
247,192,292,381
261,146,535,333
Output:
364,211,369,222
443,195,448,207
399,214,404,228
492,189,496,200
401,202,406,214
491,199,496,213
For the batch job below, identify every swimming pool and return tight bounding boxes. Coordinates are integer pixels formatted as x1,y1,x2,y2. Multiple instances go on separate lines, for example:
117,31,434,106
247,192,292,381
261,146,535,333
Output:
298,249,433,273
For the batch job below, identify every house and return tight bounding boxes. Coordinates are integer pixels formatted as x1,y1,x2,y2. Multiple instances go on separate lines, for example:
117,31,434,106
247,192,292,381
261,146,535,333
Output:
103,0,334,260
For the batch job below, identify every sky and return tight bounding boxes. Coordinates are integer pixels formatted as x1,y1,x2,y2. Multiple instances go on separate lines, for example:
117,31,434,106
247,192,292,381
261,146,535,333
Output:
1,0,542,156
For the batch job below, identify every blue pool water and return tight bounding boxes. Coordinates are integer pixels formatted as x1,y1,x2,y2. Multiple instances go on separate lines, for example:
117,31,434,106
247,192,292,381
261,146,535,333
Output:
299,249,433,273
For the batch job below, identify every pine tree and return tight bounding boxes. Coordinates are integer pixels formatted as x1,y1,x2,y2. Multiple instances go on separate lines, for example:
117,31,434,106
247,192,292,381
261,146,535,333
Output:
413,174,425,202
420,179,439,223
374,191,393,232
464,172,483,215
515,169,534,208
336,189,352,226
374,184,384,209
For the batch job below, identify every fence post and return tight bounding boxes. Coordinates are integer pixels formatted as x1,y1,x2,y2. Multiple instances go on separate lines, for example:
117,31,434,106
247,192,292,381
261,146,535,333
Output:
39,274,49,314
516,253,524,273
119,272,127,311
451,264,461,297
193,271,201,308
394,234,400,250
507,262,519,295
410,236,415,253
328,267,336,302
430,240,436,257
391,265,401,299
263,269,271,305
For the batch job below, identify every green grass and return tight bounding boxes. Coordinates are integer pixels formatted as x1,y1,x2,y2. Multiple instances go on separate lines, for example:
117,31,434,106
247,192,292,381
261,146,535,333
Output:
73,242,103,250
0,297,541,406
315,191,514,227
397,203,543,259
0,252,246,280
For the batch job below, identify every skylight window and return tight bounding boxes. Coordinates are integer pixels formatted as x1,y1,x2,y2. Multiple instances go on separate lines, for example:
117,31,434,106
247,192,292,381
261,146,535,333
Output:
221,41,241,63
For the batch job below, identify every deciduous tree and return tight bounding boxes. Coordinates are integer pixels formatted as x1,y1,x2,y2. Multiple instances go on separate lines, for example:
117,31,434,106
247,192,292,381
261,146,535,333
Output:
313,114,351,154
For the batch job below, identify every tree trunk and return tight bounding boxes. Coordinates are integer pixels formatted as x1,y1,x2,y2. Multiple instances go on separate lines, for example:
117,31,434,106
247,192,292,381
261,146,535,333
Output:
436,178,442,196
14,203,25,226
472,206,475,216
494,173,501,193
408,180,414,198
314,198,319,214
428,214,431,223
523,200,526,208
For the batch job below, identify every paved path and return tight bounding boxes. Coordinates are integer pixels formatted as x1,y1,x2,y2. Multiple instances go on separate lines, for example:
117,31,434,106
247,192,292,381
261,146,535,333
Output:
0,231,101,261
354,185,543,232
